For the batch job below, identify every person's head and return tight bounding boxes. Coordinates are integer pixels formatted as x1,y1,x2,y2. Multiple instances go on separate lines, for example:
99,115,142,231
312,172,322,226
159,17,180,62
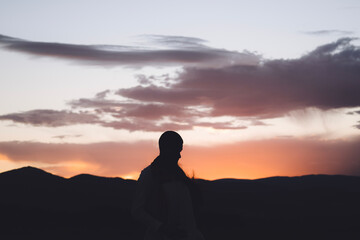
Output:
158,131,183,163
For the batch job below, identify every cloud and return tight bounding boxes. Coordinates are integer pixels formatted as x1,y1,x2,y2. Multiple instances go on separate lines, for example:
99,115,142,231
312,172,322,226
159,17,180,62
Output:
1,38,359,132
68,91,249,131
194,122,247,130
303,30,354,35
0,109,100,127
101,119,194,132
52,134,82,140
0,99,243,131
93,102,202,120
1,137,360,179
250,120,269,126
347,110,360,115
95,89,111,99
143,35,208,48
116,38,360,119
0,100,246,131
0,34,259,68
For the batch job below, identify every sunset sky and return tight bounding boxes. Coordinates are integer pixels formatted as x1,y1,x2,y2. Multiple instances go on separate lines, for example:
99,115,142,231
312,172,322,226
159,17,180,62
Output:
1,0,360,180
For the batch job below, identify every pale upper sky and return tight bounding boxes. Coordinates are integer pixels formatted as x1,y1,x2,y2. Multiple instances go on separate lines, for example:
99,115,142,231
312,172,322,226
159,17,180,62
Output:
0,0,360,178
1,0,359,56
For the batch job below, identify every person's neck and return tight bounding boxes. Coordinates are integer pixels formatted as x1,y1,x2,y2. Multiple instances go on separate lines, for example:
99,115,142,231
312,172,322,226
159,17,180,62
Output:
158,154,178,168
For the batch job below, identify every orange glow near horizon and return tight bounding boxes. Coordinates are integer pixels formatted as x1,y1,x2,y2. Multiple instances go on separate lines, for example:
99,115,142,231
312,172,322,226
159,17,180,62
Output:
42,160,101,178
180,138,359,180
1,138,359,180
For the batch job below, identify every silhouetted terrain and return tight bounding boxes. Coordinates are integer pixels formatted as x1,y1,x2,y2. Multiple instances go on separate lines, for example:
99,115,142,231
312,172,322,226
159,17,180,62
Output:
1,167,360,239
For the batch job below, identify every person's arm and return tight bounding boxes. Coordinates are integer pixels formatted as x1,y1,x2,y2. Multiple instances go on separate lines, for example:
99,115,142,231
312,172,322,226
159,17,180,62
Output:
131,169,162,232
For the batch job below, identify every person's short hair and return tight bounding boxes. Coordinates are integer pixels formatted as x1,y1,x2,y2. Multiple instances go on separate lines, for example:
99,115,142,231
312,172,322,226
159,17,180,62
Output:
159,131,183,154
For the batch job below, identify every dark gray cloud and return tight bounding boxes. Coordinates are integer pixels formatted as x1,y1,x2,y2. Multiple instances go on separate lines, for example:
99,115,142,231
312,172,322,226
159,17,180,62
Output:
0,101,243,131
0,34,259,67
68,89,250,131
0,109,100,127
1,38,359,132
116,38,360,118
70,98,203,120
303,30,354,35
109,103,202,120
68,95,241,131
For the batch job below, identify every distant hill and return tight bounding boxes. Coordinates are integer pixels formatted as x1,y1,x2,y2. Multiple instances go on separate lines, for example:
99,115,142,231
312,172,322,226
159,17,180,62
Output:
1,166,360,239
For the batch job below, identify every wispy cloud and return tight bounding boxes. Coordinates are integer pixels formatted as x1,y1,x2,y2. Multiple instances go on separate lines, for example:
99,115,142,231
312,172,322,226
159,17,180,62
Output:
0,109,100,127
52,134,82,140
0,34,259,68
303,29,354,35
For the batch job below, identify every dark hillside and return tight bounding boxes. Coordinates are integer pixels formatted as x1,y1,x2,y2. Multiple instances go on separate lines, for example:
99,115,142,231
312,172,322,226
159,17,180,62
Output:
1,167,360,239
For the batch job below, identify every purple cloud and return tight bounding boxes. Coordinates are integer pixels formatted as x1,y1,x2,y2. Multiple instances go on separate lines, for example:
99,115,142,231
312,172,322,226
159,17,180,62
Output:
0,34,259,68
0,109,100,127
1,38,359,132
117,38,360,118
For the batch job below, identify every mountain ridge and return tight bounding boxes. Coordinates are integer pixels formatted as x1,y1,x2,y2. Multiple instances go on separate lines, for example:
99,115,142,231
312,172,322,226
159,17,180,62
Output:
2,165,360,182
1,166,360,239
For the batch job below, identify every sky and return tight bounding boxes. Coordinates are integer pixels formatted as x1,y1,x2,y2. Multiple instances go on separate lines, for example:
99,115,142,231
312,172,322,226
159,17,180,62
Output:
0,0,360,180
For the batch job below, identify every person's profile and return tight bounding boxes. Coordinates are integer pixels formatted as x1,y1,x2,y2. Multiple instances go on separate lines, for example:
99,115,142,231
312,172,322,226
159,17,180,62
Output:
132,131,204,240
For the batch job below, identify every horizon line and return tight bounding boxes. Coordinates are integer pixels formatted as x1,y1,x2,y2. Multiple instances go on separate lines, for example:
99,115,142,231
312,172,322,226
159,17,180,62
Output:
1,165,359,181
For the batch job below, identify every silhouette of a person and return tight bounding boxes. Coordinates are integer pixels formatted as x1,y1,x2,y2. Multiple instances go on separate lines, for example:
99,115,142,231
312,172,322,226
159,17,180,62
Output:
132,131,204,240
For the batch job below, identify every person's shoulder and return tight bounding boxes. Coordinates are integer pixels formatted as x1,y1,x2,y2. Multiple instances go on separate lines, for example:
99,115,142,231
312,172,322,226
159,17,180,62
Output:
141,165,152,174
138,165,153,180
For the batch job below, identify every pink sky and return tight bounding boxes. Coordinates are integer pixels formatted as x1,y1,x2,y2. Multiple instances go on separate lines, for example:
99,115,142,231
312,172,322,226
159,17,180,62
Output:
1,1,360,179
